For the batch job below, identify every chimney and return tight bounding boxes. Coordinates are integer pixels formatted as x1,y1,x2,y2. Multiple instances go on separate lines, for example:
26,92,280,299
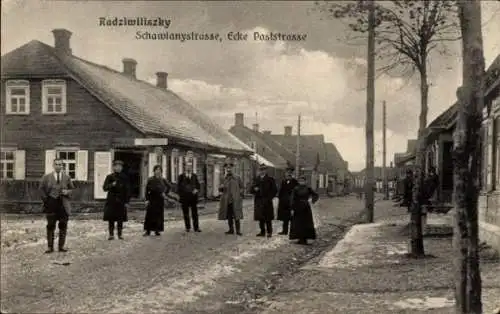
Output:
122,58,137,78
235,113,244,126
284,126,292,136
252,124,259,132
156,72,168,89
52,29,72,55
263,130,271,135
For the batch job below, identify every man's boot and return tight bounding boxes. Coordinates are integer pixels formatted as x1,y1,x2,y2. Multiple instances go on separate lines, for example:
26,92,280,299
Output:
108,222,115,240
279,220,289,235
235,220,242,236
45,228,54,253
257,221,266,237
225,218,235,234
58,227,68,252
117,222,124,240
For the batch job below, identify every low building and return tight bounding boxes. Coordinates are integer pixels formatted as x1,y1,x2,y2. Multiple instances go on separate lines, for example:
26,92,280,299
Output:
0,28,253,210
270,128,344,194
423,54,500,251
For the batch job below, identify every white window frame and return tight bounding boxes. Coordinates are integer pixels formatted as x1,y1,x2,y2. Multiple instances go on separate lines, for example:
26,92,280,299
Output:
42,79,67,114
56,147,78,179
0,148,16,180
5,80,30,115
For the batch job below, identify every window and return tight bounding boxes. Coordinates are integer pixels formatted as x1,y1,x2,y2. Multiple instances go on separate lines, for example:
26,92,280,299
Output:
56,150,77,179
5,80,30,114
0,150,15,179
42,80,67,114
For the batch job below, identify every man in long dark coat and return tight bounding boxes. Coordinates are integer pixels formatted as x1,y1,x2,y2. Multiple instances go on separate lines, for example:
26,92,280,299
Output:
178,163,201,232
39,158,75,253
401,169,414,212
277,167,298,235
251,163,278,238
103,160,131,240
218,162,244,235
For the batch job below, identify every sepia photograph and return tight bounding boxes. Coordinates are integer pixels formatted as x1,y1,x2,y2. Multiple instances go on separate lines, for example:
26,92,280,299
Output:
1,0,499,313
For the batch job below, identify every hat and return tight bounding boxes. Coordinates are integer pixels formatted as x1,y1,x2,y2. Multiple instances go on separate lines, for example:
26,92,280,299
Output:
259,163,267,170
112,159,124,166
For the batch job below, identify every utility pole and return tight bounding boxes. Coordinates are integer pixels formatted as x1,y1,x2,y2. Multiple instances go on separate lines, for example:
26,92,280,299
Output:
364,0,375,223
382,100,389,200
295,114,301,178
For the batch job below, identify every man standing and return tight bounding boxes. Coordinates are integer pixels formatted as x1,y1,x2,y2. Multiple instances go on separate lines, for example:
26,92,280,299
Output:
277,166,298,235
178,163,201,232
103,160,131,240
39,158,75,254
402,169,414,212
218,162,244,235
251,164,278,238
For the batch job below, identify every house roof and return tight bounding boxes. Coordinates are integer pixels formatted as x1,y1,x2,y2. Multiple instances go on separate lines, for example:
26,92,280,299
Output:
426,53,500,136
325,143,348,171
270,134,335,172
229,126,292,169
1,40,252,155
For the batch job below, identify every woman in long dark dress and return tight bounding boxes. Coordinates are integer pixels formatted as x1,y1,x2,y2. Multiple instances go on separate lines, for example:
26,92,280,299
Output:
289,175,319,245
144,165,171,236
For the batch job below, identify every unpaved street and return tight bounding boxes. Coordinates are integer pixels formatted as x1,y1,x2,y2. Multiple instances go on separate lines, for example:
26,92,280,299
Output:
1,196,370,314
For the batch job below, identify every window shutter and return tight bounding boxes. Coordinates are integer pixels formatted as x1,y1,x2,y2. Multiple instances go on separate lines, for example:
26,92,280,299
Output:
178,154,184,175
45,150,56,174
94,151,112,199
76,150,88,181
162,153,167,178
14,150,26,180
170,151,176,182
193,156,198,175
148,152,156,177
487,122,494,191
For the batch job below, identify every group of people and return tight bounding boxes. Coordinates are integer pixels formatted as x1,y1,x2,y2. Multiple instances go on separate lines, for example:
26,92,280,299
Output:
39,158,319,254
400,167,439,211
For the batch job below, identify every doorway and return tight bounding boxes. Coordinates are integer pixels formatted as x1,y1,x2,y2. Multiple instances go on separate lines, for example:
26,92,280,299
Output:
114,150,143,199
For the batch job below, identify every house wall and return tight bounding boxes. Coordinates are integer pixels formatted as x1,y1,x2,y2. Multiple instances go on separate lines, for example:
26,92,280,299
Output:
1,78,143,180
479,94,500,252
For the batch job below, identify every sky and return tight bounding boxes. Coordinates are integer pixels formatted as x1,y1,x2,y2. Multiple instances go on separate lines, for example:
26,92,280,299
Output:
2,0,500,171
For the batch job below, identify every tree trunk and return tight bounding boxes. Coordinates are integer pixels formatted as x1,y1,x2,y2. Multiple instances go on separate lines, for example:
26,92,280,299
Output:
364,0,376,223
409,63,428,257
454,1,484,313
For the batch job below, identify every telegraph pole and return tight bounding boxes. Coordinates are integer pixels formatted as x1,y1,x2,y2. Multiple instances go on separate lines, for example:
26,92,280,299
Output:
365,0,376,223
382,100,389,200
295,114,301,178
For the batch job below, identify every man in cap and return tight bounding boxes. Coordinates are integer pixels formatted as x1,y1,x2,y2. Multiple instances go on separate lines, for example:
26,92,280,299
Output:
178,162,201,232
277,166,298,235
103,160,131,240
251,163,278,237
218,162,245,235
39,158,75,253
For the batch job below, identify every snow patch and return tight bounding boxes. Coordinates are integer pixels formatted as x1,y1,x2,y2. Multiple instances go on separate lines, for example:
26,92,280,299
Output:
312,222,405,269
391,296,454,310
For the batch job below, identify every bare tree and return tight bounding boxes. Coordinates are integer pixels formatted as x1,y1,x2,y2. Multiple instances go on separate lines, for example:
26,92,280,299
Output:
453,1,484,312
316,0,459,257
